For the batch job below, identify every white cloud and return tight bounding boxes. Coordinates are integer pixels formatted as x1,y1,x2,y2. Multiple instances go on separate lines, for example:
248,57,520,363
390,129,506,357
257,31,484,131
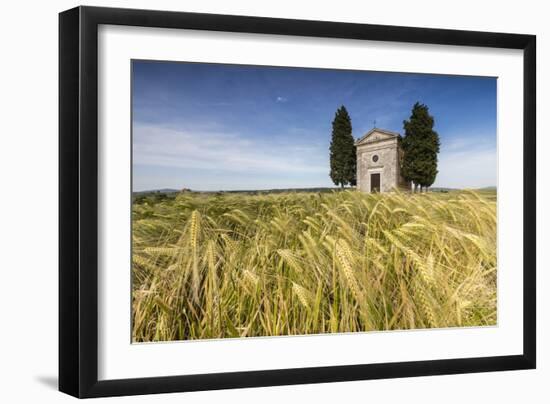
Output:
276,96,288,103
134,125,496,191
133,124,327,175
433,136,496,189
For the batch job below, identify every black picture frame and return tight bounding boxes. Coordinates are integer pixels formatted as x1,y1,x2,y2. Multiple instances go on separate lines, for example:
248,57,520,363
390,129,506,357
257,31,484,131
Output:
59,5,536,398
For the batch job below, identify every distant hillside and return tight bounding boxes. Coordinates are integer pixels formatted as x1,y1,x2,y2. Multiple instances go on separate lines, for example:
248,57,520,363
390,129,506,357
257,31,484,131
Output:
133,185,496,197
133,187,342,196
133,188,180,195
430,186,496,193
212,187,340,195
429,187,457,193
132,187,346,204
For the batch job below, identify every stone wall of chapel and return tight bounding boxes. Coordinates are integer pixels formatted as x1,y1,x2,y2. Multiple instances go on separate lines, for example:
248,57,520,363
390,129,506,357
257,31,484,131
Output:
357,138,400,193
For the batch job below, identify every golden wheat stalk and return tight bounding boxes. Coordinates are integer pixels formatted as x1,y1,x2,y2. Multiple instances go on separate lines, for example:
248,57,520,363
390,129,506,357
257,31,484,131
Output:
334,239,363,301
292,282,311,310
189,210,201,303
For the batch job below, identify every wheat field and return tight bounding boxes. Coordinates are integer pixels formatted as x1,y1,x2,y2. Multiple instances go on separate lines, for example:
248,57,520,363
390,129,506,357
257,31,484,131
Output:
131,189,497,342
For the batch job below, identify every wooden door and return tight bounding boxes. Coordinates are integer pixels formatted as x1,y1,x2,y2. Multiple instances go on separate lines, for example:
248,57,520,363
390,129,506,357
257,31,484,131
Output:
370,173,380,192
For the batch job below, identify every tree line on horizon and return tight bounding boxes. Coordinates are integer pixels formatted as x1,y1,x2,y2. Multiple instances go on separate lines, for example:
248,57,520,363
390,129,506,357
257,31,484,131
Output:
329,102,440,192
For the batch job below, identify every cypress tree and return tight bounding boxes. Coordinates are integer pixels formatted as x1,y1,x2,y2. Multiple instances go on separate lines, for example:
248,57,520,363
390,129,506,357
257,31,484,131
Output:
401,102,440,192
329,106,356,188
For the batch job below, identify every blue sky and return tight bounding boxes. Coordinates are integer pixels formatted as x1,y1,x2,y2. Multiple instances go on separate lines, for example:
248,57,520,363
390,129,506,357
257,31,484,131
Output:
132,60,497,191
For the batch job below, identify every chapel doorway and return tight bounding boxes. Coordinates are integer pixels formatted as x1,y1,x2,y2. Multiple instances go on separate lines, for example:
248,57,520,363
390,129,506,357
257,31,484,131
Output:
370,173,380,193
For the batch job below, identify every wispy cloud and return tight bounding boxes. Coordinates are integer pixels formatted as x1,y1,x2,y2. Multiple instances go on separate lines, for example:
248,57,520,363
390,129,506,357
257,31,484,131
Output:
433,135,496,189
276,96,288,103
134,124,327,176
133,125,496,191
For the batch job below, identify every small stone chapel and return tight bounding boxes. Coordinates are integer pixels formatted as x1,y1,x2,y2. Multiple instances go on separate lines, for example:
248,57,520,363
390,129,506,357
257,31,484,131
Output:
355,128,411,193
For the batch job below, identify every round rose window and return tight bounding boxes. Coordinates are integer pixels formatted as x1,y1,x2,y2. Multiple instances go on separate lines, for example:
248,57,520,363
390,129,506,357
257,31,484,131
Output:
372,155,379,163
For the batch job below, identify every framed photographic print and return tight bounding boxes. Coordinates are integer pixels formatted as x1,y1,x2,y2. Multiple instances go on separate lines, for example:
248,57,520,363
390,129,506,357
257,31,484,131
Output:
59,6,536,398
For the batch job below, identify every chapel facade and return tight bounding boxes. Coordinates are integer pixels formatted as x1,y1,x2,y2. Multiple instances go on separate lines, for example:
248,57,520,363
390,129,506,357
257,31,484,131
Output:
355,128,410,193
